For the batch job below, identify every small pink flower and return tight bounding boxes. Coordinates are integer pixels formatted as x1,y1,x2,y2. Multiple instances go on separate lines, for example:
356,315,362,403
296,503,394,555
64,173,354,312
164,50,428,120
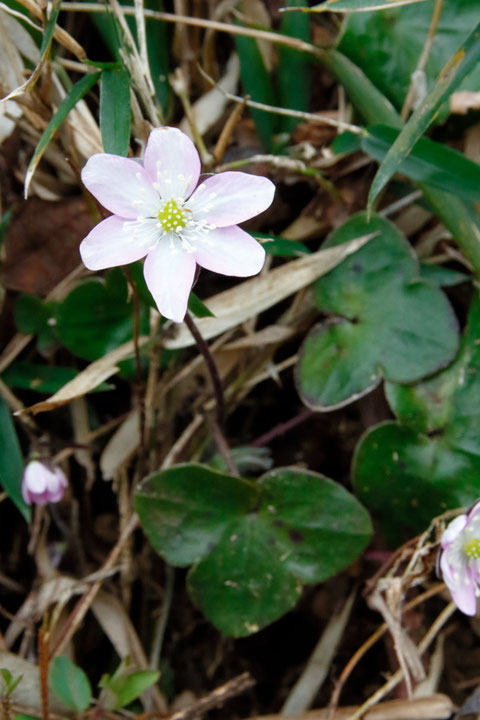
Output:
22,460,68,505
438,501,480,615
79,127,275,322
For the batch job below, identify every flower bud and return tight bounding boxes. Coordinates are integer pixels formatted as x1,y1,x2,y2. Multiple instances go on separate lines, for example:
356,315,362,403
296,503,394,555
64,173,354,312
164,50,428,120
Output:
22,460,68,506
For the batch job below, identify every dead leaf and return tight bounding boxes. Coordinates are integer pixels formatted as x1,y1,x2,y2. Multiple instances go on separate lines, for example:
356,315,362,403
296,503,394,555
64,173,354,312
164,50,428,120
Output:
19,337,149,415
2,197,94,296
100,410,141,480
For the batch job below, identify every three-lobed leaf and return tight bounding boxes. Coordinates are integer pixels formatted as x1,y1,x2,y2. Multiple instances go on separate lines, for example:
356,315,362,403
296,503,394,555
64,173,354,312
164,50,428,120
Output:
135,464,372,636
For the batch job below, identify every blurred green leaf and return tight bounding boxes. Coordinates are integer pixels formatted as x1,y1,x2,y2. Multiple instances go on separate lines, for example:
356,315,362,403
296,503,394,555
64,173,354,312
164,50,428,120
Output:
99,660,159,710
0,399,30,521
256,233,310,257
188,292,214,318
235,28,277,150
278,0,310,133
0,669,23,695
49,657,92,712
24,71,102,197
100,68,131,156
419,263,469,287
295,213,459,410
362,125,480,201
367,21,480,213
1,362,113,395
14,294,58,352
338,0,480,110
135,464,371,636
55,269,149,361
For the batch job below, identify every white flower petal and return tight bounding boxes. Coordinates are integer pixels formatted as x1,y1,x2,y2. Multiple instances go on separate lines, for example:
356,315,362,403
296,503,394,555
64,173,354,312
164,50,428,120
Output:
82,154,160,218
143,238,196,322
143,127,200,201
80,216,158,270
193,225,265,277
188,171,275,227
441,514,468,547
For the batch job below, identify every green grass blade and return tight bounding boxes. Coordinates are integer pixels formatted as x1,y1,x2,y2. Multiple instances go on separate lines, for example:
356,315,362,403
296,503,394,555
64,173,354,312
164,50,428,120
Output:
100,67,131,155
0,399,30,521
367,22,480,214
24,71,102,197
278,0,310,133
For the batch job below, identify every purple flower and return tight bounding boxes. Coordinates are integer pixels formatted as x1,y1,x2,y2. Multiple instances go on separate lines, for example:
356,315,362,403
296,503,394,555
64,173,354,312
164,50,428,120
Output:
22,460,68,505
438,501,480,615
79,127,275,323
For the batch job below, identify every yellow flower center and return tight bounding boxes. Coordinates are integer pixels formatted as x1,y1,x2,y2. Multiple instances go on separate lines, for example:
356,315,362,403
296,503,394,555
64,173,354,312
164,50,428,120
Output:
463,538,480,559
157,199,187,232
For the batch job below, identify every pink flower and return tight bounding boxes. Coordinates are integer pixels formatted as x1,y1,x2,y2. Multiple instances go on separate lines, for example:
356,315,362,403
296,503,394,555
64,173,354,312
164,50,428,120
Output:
79,127,275,322
22,460,68,505
438,501,480,615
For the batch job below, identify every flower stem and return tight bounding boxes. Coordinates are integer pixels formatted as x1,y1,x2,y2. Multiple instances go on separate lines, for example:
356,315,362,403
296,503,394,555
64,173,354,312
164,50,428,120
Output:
184,313,225,427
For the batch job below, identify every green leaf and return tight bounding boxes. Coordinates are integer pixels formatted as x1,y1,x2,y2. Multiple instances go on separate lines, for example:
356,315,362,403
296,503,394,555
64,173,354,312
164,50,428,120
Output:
100,68,131,156
331,131,363,155
353,422,480,545
354,291,480,544
325,51,401,128
419,263,469,287
362,125,480,201
108,670,159,709
14,294,58,352
235,28,278,150
310,0,426,9
135,464,372,636
145,0,170,114
0,669,23,695
338,0,480,110
188,292,214,319
295,212,459,410
49,657,92,712
99,661,159,710
0,399,30,522
278,0,310,133
55,269,149,361
256,233,311,257
1,362,113,395
367,22,480,213
24,71,102,197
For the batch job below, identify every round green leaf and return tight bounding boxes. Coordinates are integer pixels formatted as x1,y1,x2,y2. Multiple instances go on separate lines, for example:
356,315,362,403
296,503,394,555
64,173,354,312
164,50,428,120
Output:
353,422,480,545
295,213,459,410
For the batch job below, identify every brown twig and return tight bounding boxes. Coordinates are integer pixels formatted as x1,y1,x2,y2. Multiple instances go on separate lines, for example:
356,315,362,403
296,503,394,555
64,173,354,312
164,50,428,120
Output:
137,672,255,720
38,626,49,720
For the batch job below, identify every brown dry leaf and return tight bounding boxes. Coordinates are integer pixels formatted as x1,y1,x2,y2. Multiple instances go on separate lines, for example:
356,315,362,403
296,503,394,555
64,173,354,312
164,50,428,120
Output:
223,325,295,350
451,90,480,115
163,234,375,349
2,196,94,295
100,410,141,480
19,337,149,415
